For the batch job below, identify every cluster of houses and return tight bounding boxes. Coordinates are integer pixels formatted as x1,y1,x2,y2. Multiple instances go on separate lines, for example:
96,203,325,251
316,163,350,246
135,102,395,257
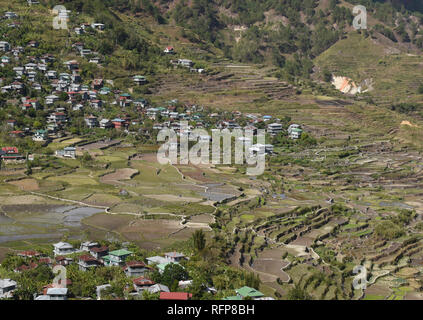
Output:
0,241,275,300
0,10,305,166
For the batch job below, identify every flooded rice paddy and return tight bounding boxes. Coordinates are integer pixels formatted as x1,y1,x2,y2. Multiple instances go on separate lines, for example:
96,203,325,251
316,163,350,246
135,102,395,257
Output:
0,205,104,243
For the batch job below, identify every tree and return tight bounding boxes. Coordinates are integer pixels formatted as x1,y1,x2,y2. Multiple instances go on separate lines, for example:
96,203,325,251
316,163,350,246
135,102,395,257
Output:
323,69,332,82
286,283,313,300
161,263,189,288
192,229,206,252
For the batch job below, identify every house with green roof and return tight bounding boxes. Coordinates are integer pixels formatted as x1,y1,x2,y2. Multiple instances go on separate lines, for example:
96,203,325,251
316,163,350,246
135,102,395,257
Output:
103,249,133,267
156,261,181,274
235,286,264,299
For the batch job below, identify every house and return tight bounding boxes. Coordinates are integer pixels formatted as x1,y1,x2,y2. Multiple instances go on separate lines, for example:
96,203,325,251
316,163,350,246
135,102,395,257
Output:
1,147,24,162
32,83,42,91
164,252,185,263
133,277,155,293
91,23,105,30
40,287,68,300
177,59,193,67
46,70,57,79
9,130,25,138
28,40,39,48
45,95,59,105
1,56,10,64
89,246,109,260
13,66,25,76
85,115,98,128
5,12,18,19
267,123,283,136
111,118,126,130
178,280,193,289
92,79,103,90
41,54,54,64
235,286,264,300
99,87,111,95
123,261,152,277
33,129,48,142
55,256,73,266
146,256,169,265
0,41,10,52
38,257,53,266
164,46,175,54
72,42,84,51
56,147,76,159
103,249,133,267
288,124,303,139
14,262,38,273
78,255,102,271
11,81,23,91
48,112,67,124
134,98,147,108
133,75,147,85
160,292,192,300
6,119,16,128
53,242,75,256
147,284,170,294
80,241,99,251
119,97,132,108
17,250,41,258
0,279,17,298
64,60,79,71
90,99,103,109
74,27,84,35
99,119,112,129
89,57,100,64
80,49,92,57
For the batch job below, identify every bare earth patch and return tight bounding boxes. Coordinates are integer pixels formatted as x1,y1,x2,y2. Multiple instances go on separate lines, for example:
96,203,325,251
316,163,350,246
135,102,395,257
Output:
100,168,139,182
8,179,39,191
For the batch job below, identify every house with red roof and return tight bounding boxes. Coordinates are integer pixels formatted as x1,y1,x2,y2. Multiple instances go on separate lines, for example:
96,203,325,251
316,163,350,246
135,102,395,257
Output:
14,262,38,273
6,119,16,128
78,255,103,271
160,292,192,300
89,246,109,260
55,256,73,266
133,276,155,293
1,147,24,161
112,118,126,130
164,46,175,54
17,250,41,258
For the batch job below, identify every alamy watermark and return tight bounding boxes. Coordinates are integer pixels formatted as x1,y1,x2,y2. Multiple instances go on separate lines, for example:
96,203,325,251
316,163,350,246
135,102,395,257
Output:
52,265,67,288
157,121,266,176
52,5,69,30
353,265,368,290
353,5,367,30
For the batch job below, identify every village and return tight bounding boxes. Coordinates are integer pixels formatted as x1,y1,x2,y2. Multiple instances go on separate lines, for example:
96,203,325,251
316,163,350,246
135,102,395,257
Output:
0,11,305,165
0,239,273,301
